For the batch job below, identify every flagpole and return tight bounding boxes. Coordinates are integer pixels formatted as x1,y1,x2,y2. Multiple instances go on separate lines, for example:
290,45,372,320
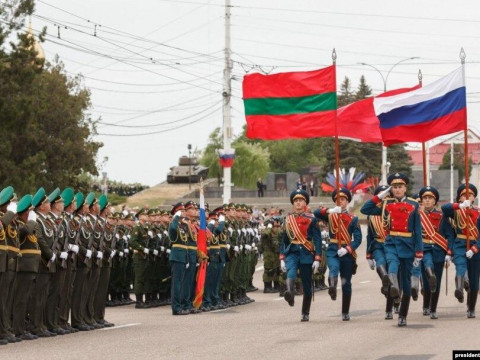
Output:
422,142,427,186
332,49,341,252
460,48,471,251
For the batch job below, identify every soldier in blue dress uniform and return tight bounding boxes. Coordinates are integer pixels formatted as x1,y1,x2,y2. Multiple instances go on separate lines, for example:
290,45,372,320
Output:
414,186,454,319
442,183,480,318
361,173,423,327
279,189,322,322
314,188,362,321
365,185,395,319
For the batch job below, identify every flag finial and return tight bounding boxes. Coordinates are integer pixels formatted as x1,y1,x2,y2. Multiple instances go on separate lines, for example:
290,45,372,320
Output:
460,48,466,64
332,48,337,65
418,69,422,85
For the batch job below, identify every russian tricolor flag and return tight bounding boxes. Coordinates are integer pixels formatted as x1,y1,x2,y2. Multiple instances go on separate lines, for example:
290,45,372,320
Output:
193,188,207,309
374,66,466,146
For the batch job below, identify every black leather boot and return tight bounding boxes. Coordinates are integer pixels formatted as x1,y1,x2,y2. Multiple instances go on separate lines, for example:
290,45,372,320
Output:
135,294,147,309
273,281,280,293
284,278,295,307
263,282,273,293
279,283,286,297
342,292,351,321
398,294,410,327
422,290,431,315
467,291,477,318
464,273,470,292
455,276,465,303
425,267,437,293
301,295,312,322
388,273,400,299
328,276,338,301
430,288,440,319
411,276,420,301
318,278,328,290
385,294,394,320
376,265,390,296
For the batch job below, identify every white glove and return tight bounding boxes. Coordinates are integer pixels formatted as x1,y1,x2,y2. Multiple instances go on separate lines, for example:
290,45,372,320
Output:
143,248,149,254
157,233,162,239
59,252,68,260
280,259,286,273
459,200,471,209
96,251,103,259
127,235,131,239
159,246,165,252
219,215,225,222
147,231,153,238
251,243,256,248
153,249,159,256
7,202,17,214
50,254,56,262
208,220,215,225
110,250,116,258
322,240,327,246
122,235,128,241
327,206,342,214
166,249,171,254
119,251,124,257
237,229,241,235
321,230,329,238
413,257,421,267
377,186,392,200
466,249,474,259
337,247,348,257
124,249,129,254
267,223,273,229
242,228,246,235
86,250,92,259
69,244,79,254
163,230,169,236
115,234,120,239
228,227,233,235
174,210,182,218
245,245,251,251
312,260,320,274
234,246,239,252
196,262,200,267
28,210,37,222
445,255,452,266
367,258,376,270
226,244,231,250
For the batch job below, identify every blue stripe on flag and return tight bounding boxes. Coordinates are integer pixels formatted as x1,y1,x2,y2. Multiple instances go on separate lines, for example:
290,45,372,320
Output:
378,87,466,129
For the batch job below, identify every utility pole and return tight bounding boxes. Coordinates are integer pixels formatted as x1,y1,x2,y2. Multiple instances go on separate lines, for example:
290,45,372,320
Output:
222,0,233,203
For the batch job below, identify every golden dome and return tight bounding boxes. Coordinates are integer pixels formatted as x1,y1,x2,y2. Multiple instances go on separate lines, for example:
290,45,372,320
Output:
27,20,45,60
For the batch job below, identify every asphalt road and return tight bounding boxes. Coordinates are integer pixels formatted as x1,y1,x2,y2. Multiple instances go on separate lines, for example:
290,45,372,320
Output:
2,238,477,360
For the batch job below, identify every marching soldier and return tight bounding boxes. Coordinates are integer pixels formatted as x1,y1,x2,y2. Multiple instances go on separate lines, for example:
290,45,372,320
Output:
442,183,480,318
11,195,39,341
158,210,172,305
279,189,322,322
361,173,423,327
259,216,281,293
315,188,362,321
416,186,454,319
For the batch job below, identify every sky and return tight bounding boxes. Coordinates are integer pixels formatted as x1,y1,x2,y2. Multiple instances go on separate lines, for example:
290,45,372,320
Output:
28,0,480,186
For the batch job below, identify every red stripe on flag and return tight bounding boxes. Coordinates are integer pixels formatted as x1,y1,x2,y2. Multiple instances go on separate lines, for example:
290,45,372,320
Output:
381,108,466,146
193,261,207,309
243,66,335,99
246,111,336,140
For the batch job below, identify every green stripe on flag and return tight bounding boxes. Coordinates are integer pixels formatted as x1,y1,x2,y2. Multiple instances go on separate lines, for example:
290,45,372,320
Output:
244,92,336,116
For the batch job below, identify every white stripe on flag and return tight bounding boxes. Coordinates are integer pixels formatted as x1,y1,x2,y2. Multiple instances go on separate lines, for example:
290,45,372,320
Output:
373,66,464,116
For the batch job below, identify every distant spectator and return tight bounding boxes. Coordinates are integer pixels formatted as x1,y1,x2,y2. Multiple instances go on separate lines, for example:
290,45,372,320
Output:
257,178,265,197
310,179,315,196
296,178,302,190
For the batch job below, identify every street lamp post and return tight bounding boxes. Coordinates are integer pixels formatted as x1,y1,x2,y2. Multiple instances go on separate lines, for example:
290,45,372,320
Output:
359,57,419,185
188,144,192,190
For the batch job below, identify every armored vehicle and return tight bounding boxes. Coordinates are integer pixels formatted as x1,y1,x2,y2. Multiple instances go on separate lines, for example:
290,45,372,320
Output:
166,156,209,184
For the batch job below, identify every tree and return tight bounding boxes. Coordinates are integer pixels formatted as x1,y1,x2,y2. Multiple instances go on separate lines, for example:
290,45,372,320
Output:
439,144,472,183
338,76,355,106
355,75,372,100
199,127,223,184
0,6,101,195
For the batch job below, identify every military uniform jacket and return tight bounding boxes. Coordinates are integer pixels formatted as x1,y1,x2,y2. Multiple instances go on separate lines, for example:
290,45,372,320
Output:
130,223,149,261
77,215,95,269
0,210,15,272
206,223,220,263
214,221,228,263
1,211,20,271
279,212,322,264
420,208,454,262
259,227,280,254
101,220,116,268
16,219,40,273
441,203,480,252
49,212,67,270
361,196,423,259
168,216,192,264
35,212,57,273
365,214,388,258
63,214,79,270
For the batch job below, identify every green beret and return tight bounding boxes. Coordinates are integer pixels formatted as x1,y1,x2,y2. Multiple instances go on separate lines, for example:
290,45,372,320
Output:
85,192,97,207
61,188,75,207
0,186,15,206
32,187,48,208
136,208,148,217
17,194,33,213
98,194,108,212
74,192,85,211
112,212,121,219
48,187,62,204
125,213,135,220
147,208,157,215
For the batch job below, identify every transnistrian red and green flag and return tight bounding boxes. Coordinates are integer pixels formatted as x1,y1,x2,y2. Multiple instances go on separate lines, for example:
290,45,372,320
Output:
243,65,337,140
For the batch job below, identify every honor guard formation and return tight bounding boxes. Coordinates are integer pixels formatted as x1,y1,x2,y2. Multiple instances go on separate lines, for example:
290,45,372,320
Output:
1,174,479,346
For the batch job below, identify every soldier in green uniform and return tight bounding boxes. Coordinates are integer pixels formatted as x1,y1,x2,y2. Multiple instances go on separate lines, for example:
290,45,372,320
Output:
11,195,40,341
93,195,115,327
29,187,57,337
0,186,21,344
108,212,128,306
224,203,240,305
247,207,259,292
130,208,150,308
259,216,282,293
157,210,172,306
143,209,158,307
45,188,69,335
123,213,135,305
57,188,79,333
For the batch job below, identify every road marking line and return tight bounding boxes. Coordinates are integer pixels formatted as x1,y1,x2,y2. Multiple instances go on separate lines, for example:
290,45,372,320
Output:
255,266,264,272
100,323,140,331
274,297,284,301
211,308,229,313
359,281,371,284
